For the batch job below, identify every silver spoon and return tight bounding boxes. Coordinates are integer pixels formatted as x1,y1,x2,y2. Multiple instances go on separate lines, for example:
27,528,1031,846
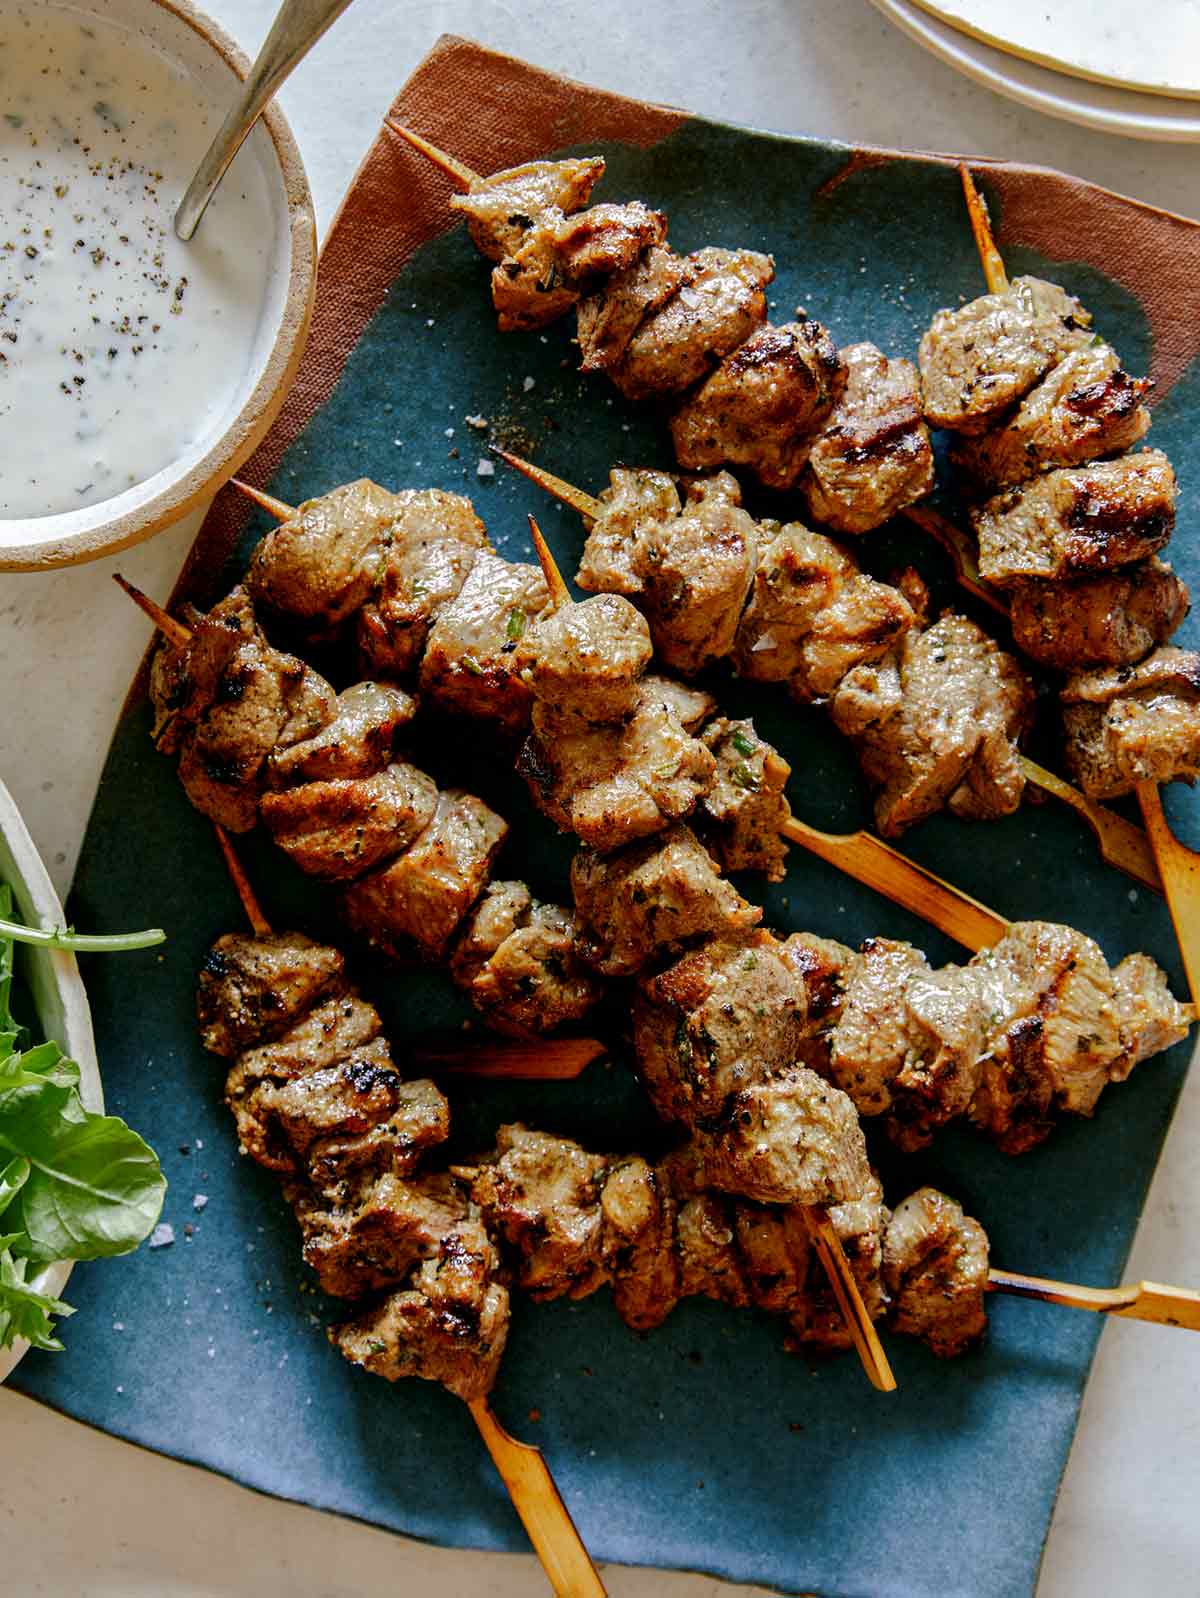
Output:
176,0,356,240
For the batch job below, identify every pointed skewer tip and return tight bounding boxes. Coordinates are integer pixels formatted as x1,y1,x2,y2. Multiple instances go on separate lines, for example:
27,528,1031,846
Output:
527,513,572,610
383,119,480,191
112,572,192,651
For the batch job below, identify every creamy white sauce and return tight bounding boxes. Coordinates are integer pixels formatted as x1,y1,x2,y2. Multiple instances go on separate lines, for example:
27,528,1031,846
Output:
0,3,273,518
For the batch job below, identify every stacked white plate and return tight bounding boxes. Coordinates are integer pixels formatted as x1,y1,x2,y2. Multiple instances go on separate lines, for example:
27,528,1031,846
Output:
871,0,1200,141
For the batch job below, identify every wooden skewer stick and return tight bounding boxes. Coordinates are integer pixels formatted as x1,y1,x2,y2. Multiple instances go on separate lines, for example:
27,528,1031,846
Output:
490,449,1162,899
113,571,607,1084
212,822,607,1596
987,1268,1200,1331
523,508,897,1394
231,477,296,523
959,162,1198,996
384,119,478,191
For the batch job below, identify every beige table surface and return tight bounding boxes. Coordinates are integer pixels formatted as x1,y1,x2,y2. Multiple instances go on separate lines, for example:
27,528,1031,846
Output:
1,1,1198,1593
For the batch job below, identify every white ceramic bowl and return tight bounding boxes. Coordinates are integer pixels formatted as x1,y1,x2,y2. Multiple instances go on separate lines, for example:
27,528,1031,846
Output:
0,0,316,571
0,779,102,1384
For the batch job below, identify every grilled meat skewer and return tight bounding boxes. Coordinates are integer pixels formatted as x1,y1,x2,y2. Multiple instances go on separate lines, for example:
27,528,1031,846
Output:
388,123,934,532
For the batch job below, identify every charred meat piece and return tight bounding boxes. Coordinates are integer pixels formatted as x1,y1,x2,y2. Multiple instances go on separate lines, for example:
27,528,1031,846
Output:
634,473,762,675
786,1169,889,1352
689,1066,871,1209
419,552,550,735
355,490,491,678
576,244,691,372
247,480,401,631
196,932,345,1058
609,1162,682,1331
973,449,1176,587
612,246,774,402
1112,954,1195,1070
268,682,417,786
471,1124,612,1300
732,522,857,684
969,922,1140,1153
883,1188,988,1358
449,154,605,261
1010,557,1189,673
577,465,685,597
790,573,915,703
449,880,603,1036
800,343,934,534
669,320,844,491
260,762,438,881
822,937,986,1133
634,932,809,1124
518,675,716,852
151,587,336,833
332,1212,509,1402
1062,647,1200,799
780,931,857,1073
490,201,667,333
230,1036,403,1171
831,613,1033,836
698,717,792,882
919,275,1093,435
571,824,761,977
952,343,1152,491
515,592,652,722
341,788,508,960
304,1078,451,1192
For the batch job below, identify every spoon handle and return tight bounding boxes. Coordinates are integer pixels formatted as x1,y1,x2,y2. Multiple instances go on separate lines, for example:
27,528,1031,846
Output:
176,0,355,239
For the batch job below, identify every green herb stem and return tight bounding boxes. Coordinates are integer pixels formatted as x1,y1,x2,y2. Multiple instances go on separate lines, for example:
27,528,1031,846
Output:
0,915,165,953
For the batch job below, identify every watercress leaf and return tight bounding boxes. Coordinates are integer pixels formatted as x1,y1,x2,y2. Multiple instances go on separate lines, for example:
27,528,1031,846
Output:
0,1080,166,1262
0,1155,30,1219
14,1040,80,1091
0,1243,74,1352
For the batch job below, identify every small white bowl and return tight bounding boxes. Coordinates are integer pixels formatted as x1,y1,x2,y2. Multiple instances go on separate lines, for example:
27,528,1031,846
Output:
0,0,316,571
0,779,102,1384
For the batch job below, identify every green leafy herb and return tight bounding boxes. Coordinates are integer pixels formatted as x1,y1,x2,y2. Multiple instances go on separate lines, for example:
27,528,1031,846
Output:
729,762,760,793
461,653,484,676
505,607,527,641
0,883,165,1351
730,730,757,758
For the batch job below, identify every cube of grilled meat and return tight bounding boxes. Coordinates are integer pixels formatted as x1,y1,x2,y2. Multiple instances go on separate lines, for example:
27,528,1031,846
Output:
789,572,916,703
698,717,792,882
969,921,1148,1153
780,931,857,1072
919,275,1092,435
259,762,438,881
341,787,507,960
1112,954,1195,1070
786,1169,890,1353
578,470,761,676
449,880,603,1036
419,552,550,735
230,1038,401,1171
332,1214,509,1402
576,465,683,596
652,675,719,733
658,1151,750,1310
196,932,346,1058
268,682,418,785
973,448,1176,587
831,613,1033,836
303,1079,451,1193
689,1066,871,1208
518,675,716,852
817,937,986,1137
612,246,774,402
1010,557,1190,673
636,473,762,675
355,491,491,678
634,931,810,1123
732,522,857,684
800,343,934,533
292,1167,476,1298
883,1188,988,1359
247,480,401,631
491,202,667,333
1062,647,1200,799
608,1160,683,1331
951,343,1152,492
471,1124,612,1300
669,320,844,492
571,824,760,977
150,587,336,833
576,244,691,372
514,592,652,722
449,154,605,261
